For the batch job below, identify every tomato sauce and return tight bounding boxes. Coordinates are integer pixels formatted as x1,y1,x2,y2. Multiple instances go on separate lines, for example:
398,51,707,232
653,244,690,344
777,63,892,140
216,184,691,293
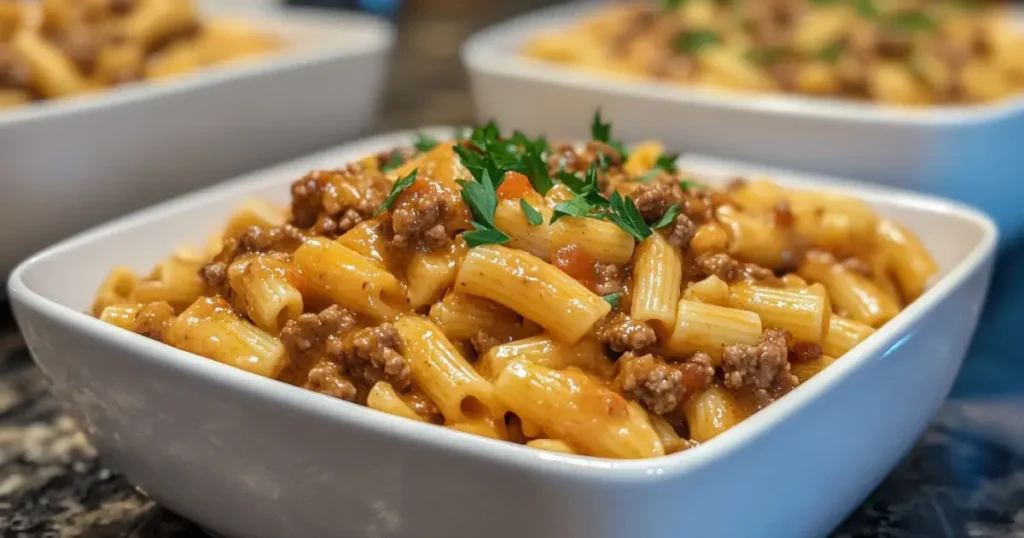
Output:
496,171,535,201
553,244,597,289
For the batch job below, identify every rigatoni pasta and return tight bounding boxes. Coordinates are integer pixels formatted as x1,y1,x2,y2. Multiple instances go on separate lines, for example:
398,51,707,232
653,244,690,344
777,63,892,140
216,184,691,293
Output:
93,113,936,459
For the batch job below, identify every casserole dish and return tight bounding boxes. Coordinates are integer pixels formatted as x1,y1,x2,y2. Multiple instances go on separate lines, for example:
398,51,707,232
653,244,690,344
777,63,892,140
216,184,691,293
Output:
9,130,997,538
463,1,1024,246
0,0,393,278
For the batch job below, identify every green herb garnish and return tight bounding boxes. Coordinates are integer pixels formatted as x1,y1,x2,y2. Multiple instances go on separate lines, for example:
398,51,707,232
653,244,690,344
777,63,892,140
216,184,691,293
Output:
590,110,629,165
375,169,418,216
414,133,439,152
746,46,786,66
887,11,935,32
380,150,405,172
855,0,877,18
661,0,686,10
603,291,623,308
679,178,702,191
457,168,511,248
520,199,544,226
816,42,845,63
606,191,653,242
674,29,721,54
652,204,680,230
636,152,680,182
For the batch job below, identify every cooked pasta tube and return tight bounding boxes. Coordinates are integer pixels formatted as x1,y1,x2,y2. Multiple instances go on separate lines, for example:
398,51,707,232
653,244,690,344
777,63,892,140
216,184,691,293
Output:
477,334,612,381
227,254,303,334
715,205,790,268
448,417,506,440
337,219,393,269
10,30,88,98
367,381,425,423
455,245,610,343
790,355,838,383
92,267,141,316
394,315,500,423
428,292,534,343
799,254,900,327
494,361,664,459
664,300,762,363
122,0,200,50
99,303,145,331
648,413,691,454
631,232,682,328
406,239,467,309
221,198,288,241
682,275,729,306
525,439,577,454
550,217,635,265
493,197,552,261
131,254,206,311
822,315,875,357
163,296,287,378
876,219,937,303
294,237,407,320
727,282,830,343
684,385,747,443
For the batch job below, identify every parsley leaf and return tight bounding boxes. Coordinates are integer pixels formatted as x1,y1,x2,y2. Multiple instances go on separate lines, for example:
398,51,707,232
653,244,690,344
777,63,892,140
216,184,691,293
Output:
556,170,586,193
674,29,720,54
458,169,500,228
746,46,786,66
603,291,623,309
463,223,510,248
522,143,554,195
414,133,438,152
519,199,544,226
855,0,877,18
679,178,702,191
375,169,417,216
591,110,612,143
380,150,405,172
636,153,679,182
551,195,598,224
652,204,680,230
606,191,653,242
816,42,845,63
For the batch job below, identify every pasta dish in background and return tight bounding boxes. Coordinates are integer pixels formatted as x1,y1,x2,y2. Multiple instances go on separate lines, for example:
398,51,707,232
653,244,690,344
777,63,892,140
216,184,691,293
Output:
0,0,280,110
524,0,1024,105
93,113,937,459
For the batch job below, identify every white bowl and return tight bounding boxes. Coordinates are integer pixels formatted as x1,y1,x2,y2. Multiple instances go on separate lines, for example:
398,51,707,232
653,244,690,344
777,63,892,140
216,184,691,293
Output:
0,0,393,279
9,131,997,538
462,1,1024,246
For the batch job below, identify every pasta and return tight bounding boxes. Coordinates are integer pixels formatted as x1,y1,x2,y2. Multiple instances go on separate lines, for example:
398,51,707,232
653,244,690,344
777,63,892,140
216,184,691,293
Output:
523,0,1024,105
93,114,937,459
0,0,280,111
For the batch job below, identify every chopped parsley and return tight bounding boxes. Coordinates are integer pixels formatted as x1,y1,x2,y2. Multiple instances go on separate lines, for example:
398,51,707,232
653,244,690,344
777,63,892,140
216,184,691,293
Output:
637,152,681,182
652,204,680,230
375,169,418,216
458,168,510,248
520,199,544,226
602,291,624,309
746,46,787,66
606,191,653,242
380,150,405,172
887,10,935,32
816,42,845,64
679,178,703,191
674,29,721,54
414,133,439,152
590,110,629,164
855,0,877,18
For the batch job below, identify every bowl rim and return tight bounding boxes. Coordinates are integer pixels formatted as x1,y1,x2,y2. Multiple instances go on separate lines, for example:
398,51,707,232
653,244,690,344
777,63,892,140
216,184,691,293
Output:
461,0,1024,127
0,7,394,128
8,128,999,482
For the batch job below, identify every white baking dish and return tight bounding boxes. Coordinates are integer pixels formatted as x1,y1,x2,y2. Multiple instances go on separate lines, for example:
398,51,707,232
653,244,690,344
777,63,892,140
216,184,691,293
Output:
0,1,393,279
8,130,996,538
462,1,1024,246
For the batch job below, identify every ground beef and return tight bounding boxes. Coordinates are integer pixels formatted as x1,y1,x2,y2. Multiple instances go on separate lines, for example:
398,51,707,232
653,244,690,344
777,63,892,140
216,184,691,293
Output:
200,262,227,289
790,342,823,364
337,323,412,391
722,329,798,408
666,213,696,249
876,29,912,59
280,306,360,368
305,359,357,402
289,168,389,235
616,351,715,415
616,353,687,414
593,263,626,296
547,143,587,176
236,224,304,254
632,180,678,222
133,302,175,340
584,141,624,168
390,189,450,251
108,0,138,14
697,252,741,282
595,312,657,353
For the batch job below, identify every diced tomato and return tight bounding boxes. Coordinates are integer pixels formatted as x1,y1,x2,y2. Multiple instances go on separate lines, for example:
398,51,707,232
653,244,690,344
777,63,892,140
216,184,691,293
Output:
553,244,597,288
496,171,536,201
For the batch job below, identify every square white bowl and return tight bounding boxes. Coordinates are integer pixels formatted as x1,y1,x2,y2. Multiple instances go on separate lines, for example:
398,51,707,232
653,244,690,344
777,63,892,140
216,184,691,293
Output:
0,0,394,279
9,130,997,538
462,1,1024,246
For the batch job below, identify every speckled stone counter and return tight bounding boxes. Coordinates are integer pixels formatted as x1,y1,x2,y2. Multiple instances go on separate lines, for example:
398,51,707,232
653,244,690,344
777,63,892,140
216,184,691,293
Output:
3,2,1024,537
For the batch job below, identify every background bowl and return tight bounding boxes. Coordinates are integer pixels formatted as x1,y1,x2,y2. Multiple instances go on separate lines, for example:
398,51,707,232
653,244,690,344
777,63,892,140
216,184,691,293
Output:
8,130,997,538
462,1,1024,247
0,0,394,280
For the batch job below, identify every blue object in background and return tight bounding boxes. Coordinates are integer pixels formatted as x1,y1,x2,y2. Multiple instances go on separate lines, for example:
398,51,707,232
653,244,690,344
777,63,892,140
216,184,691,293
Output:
285,0,402,17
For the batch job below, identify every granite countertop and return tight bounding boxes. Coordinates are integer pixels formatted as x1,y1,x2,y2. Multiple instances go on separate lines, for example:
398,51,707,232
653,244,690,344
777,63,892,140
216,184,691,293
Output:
3,2,1024,537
